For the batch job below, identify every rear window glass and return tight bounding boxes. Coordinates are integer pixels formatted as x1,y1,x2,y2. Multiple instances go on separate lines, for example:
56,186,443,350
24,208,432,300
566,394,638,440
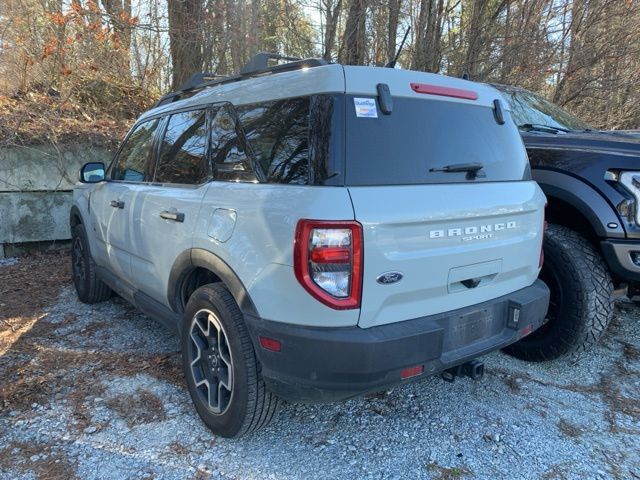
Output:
344,96,529,185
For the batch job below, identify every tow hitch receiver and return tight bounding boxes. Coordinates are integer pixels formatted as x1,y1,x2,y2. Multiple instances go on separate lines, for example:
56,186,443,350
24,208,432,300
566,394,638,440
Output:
441,360,485,383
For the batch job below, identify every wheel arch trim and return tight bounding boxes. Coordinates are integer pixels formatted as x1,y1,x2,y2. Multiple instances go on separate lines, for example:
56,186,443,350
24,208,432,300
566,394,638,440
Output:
69,205,84,227
168,248,259,318
533,169,625,239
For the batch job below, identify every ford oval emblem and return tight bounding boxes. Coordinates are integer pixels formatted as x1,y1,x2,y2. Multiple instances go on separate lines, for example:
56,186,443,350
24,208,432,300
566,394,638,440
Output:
376,271,403,285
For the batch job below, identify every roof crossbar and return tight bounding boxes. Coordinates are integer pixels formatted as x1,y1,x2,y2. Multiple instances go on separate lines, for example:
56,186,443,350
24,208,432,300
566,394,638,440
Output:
240,52,302,75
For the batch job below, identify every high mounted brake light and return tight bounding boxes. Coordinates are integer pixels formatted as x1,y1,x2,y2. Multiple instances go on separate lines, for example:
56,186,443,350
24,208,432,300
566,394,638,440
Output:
410,83,478,101
294,220,363,310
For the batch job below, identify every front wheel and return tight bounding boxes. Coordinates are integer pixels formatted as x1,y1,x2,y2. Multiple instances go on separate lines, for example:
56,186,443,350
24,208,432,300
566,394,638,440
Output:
71,223,112,304
503,224,614,361
181,283,279,437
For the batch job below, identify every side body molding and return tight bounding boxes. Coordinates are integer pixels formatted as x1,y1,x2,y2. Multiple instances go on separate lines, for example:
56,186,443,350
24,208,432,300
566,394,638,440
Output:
533,168,625,239
168,248,259,318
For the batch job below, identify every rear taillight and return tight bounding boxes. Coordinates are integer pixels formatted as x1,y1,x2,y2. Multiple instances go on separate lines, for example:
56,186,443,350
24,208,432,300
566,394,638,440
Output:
294,220,363,310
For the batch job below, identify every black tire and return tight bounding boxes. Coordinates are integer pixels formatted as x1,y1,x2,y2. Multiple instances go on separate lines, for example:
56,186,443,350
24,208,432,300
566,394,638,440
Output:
71,223,112,304
503,224,613,361
181,283,279,438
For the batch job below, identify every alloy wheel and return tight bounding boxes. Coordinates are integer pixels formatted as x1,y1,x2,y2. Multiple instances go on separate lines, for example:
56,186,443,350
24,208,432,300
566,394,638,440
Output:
188,309,234,414
72,236,86,283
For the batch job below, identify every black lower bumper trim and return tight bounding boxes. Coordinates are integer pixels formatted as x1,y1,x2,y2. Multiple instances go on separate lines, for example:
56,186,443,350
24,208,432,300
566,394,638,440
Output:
245,280,549,403
601,239,640,281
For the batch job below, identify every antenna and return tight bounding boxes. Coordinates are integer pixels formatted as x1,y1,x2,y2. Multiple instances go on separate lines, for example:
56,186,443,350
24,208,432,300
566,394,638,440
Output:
385,27,411,69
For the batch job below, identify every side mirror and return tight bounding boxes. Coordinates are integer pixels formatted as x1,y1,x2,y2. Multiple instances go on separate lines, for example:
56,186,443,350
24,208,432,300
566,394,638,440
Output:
80,162,105,183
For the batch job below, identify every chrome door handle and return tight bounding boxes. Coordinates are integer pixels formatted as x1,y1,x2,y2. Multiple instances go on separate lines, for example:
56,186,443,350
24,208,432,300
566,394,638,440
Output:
110,200,124,209
160,211,185,223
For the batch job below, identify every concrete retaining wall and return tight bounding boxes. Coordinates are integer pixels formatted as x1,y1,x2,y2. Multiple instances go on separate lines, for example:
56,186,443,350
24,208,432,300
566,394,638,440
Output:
0,143,113,254
0,191,73,243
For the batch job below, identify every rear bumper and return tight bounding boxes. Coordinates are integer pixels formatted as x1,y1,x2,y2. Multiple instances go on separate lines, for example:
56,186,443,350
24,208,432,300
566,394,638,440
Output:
600,239,640,281
245,280,549,403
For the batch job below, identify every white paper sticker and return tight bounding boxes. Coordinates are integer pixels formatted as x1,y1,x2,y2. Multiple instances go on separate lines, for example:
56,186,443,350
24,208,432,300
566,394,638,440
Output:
354,98,378,118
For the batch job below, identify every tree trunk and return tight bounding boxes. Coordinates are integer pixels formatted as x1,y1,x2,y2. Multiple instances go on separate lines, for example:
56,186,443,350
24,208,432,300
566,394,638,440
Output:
100,0,133,73
322,0,343,60
554,0,586,104
340,0,368,65
205,0,231,75
168,0,205,89
386,0,401,64
412,0,444,72
462,0,488,79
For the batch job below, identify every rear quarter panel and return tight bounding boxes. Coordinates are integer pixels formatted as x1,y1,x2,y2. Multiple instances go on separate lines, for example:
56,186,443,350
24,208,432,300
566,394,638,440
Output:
192,183,360,327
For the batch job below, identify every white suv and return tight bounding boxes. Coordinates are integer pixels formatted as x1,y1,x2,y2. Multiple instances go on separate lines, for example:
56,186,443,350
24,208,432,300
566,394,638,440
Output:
71,54,549,437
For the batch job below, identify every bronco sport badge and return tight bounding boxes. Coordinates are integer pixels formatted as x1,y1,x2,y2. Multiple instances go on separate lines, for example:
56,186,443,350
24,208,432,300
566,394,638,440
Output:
429,221,517,240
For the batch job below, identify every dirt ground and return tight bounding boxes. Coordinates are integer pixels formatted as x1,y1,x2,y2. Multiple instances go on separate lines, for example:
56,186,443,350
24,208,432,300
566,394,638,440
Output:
0,252,639,479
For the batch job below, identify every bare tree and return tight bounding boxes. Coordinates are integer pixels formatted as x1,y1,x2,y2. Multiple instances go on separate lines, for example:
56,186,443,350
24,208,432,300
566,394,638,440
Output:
386,0,402,63
322,0,343,60
101,0,133,55
340,0,368,64
168,0,204,88
462,0,488,79
1,0,640,131
411,0,445,72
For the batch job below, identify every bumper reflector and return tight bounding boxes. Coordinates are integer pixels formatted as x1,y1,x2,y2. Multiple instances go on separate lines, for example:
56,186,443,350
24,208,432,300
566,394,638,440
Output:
259,336,282,352
400,365,424,379
520,325,534,338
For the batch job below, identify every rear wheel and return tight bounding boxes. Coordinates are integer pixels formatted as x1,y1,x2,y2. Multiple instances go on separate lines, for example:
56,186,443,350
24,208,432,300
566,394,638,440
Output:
71,223,112,304
503,224,613,361
181,283,279,437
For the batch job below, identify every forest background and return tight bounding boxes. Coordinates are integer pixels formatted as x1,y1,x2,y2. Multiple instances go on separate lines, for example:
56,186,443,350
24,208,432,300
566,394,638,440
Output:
1,0,638,147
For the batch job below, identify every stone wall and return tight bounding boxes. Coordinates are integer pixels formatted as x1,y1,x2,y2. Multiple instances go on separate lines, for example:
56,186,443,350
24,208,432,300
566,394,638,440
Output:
0,143,113,255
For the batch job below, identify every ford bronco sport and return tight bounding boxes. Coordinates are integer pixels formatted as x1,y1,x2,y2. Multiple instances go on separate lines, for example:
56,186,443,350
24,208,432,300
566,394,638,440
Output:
71,54,549,437
495,84,636,361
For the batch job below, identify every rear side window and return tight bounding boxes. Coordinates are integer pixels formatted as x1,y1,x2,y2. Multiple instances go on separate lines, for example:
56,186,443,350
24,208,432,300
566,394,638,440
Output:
236,98,310,185
211,105,257,182
112,119,161,182
156,109,209,184
344,96,529,185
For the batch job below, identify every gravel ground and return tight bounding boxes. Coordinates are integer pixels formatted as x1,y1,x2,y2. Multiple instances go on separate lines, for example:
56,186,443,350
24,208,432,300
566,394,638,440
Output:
1,254,639,480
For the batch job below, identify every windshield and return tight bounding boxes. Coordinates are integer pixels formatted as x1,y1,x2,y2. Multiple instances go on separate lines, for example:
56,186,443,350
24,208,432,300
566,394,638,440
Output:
499,89,591,131
344,95,529,185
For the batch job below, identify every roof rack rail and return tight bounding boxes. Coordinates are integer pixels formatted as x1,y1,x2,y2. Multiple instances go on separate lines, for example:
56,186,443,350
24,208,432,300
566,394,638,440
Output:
154,52,328,108
155,72,224,106
240,52,301,75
